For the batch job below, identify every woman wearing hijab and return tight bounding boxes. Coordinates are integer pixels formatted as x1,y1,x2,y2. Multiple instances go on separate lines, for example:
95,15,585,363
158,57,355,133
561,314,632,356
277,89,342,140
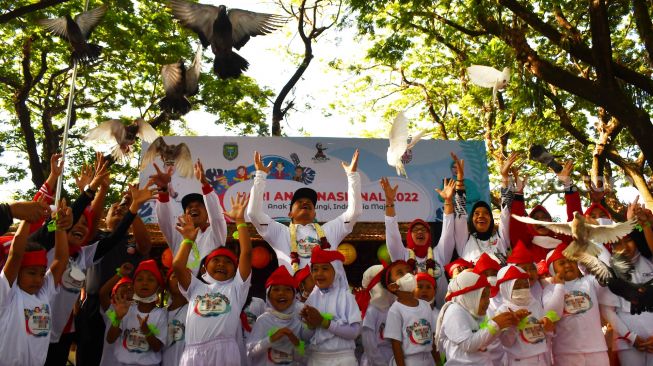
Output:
434,271,523,365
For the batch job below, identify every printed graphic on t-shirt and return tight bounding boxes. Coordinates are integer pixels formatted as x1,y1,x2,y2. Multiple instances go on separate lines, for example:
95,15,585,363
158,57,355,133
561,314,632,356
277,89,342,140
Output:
24,304,50,337
245,310,257,329
563,291,592,315
405,319,432,345
297,236,319,258
379,322,385,340
122,328,150,353
61,263,84,293
518,316,546,344
168,319,185,345
193,292,231,317
415,261,443,279
268,348,293,364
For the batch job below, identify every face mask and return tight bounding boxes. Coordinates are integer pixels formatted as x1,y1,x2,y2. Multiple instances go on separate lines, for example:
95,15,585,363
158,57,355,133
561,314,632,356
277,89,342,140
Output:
428,297,436,306
133,291,159,304
511,288,531,306
370,286,396,311
487,276,498,286
201,271,219,285
597,218,613,226
393,273,416,292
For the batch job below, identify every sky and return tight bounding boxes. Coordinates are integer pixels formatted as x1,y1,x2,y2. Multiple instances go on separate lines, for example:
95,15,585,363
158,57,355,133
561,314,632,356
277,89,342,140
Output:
0,0,640,218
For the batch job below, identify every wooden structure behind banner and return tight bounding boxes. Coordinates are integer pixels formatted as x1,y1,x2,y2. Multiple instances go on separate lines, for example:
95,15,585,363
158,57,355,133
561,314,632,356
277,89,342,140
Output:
146,221,444,298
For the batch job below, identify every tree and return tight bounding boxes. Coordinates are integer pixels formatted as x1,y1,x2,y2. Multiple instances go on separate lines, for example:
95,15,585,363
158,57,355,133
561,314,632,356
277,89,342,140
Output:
343,0,653,211
0,0,272,200
272,0,344,136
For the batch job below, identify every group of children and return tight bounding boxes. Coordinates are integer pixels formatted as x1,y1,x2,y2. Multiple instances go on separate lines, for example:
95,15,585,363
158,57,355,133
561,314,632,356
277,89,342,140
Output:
0,148,653,366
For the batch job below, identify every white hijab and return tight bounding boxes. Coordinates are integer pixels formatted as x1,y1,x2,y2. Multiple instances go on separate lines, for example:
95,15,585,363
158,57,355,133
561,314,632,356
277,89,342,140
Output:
434,271,487,348
305,260,362,343
361,264,395,311
498,265,530,309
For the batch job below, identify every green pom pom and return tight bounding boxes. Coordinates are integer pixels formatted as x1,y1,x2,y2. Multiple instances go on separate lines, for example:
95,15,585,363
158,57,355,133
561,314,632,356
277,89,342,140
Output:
296,340,305,356
517,316,529,331
544,310,560,323
267,327,280,339
479,317,498,335
147,323,160,336
321,312,334,321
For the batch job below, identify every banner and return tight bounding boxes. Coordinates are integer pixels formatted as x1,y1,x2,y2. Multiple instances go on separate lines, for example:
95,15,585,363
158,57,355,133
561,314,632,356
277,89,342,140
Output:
137,136,490,223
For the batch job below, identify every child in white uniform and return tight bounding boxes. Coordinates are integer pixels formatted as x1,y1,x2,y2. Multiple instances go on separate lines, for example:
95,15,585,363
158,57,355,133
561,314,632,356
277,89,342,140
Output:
0,206,70,366
172,193,252,366
358,265,395,366
506,241,543,305
247,151,362,272
382,177,456,306
434,271,523,366
99,264,134,366
107,259,168,366
162,270,189,366
300,246,362,366
294,265,314,303
542,243,616,366
382,260,437,366
496,265,554,366
413,272,439,331
247,266,313,365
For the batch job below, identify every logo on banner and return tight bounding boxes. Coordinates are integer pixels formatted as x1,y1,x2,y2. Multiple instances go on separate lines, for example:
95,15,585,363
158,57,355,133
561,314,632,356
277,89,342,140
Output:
194,292,231,317
223,143,239,161
312,143,329,162
405,319,432,345
563,290,592,315
24,304,50,337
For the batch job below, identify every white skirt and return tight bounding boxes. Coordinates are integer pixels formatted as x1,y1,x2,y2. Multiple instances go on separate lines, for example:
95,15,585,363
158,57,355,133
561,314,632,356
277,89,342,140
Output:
308,350,358,366
180,337,241,366
390,352,433,366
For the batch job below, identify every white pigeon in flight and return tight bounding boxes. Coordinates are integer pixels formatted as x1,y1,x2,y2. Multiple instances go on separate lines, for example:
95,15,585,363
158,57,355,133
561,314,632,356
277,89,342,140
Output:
467,65,511,101
387,112,427,177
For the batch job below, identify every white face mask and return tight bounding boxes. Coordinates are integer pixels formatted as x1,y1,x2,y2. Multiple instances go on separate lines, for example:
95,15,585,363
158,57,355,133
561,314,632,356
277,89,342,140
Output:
370,288,396,311
133,292,159,304
201,272,219,285
511,288,531,306
393,273,416,292
487,276,498,286
596,218,613,226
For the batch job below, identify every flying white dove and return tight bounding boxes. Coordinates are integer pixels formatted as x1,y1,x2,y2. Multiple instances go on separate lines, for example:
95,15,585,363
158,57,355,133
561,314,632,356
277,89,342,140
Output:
85,119,159,162
386,112,427,177
467,65,510,101
512,212,635,260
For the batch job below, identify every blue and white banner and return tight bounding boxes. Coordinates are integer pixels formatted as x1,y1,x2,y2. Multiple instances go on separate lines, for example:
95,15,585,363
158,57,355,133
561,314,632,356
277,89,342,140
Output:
138,136,490,223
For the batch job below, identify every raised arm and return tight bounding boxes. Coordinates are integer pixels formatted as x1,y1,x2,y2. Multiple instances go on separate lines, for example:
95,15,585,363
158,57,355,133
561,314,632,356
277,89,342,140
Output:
435,178,456,264
50,200,72,284
381,178,407,262
556,161,582,221
195,159,227,247
451,153,470,253
225,193,252,281
2,220,31,285
173,214,198,291
151,163,182,251
99,263,133,311
340,149,362,225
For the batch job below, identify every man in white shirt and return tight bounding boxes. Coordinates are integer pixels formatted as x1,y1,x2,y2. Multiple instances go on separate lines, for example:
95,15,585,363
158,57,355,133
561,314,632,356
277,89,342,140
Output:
150,160,227,274
247,150,362,272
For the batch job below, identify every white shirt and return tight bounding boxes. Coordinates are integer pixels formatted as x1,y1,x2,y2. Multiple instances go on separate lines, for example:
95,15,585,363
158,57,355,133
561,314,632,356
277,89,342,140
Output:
455,205,510,264
385,300,434,357
385,213,455,307
440,302,498,366
181,273,251,345
99,306,119,366
613,255,653,351
47,244,98,342
497,301,548,359
542,276,614,355
113,304,167,365
156,186,227,275
247,170,362,272
162,303,188,366
246,307,312,366
361,305,393,366
0,270,58,366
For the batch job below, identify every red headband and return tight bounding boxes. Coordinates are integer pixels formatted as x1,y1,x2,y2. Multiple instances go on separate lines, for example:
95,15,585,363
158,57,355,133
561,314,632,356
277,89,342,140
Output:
266,266,296,289
444,258,472,277
205,248,238,268
134,259,164,287
293,265,311,288
473,253,501,274
310,246,345,264
496,266,529,287
545,243,568,268
445,274,490,302
384,260,409,286
112,277,133,298
21,250,47,268
415,272,436,287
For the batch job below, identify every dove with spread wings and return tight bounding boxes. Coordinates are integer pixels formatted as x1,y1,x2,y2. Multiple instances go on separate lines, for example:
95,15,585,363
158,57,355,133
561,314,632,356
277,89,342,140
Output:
159,44,203,115
85,119,159,162
140,137,193,178
37,5,108,64
467,65,510,102
386,112,428,178
167,0,285,79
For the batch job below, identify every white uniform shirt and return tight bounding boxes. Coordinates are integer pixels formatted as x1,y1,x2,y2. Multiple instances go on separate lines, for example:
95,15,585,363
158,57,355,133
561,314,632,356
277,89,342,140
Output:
543,276,615,355
246,308,311,366
455,205,510,264
113,304,167,365
156,186,227,275
47,244,97,342
162,303,188,366
361,305,393,365
181,274,251,345
385,300,434,357
497,301,548,359
440,302,498,365
385,213,455,307
0,270,58,366
614,255,653,351
99,306,119,366
247,170,362,272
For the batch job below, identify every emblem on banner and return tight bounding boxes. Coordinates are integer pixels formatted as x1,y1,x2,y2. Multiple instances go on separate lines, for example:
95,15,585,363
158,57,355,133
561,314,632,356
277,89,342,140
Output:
223,143,238,161
312,142,329,162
